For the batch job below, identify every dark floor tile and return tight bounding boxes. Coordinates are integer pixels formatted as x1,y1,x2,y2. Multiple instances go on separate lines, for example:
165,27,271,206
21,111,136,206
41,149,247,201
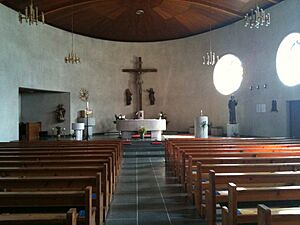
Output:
106,203,137,219
171,218,208,225
112,194,137,204
104,219,137,225
137,211,170,225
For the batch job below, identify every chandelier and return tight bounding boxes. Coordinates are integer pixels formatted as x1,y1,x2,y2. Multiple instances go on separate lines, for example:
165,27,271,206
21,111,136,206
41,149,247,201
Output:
244,5,271,29
202,47,220,66
202,0,219,66
18,0,45,25
65,1,80,64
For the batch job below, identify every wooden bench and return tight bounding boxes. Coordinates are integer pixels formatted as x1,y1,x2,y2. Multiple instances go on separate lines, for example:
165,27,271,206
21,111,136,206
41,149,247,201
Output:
0,140,123,225
0,188,92,225
190,161,300,215
0,165,112,206
206,171,300,225
173,145,300,181
222,183,300,225
0,208,77,225
181,150,300,193
257,204,300,225
0,175,103,225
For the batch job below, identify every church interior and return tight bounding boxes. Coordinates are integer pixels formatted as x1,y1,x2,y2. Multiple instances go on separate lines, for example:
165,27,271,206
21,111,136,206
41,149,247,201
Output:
1,0,300,225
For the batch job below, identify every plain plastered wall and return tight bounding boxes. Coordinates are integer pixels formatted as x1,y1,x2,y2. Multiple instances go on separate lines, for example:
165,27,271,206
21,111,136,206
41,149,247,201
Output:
0,0,299,141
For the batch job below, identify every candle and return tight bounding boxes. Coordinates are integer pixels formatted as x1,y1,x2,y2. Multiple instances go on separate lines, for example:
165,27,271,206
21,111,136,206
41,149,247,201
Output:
86,101,89,110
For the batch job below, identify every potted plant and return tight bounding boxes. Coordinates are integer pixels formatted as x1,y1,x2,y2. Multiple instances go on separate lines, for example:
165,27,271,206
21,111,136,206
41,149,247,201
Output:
138,127,147,139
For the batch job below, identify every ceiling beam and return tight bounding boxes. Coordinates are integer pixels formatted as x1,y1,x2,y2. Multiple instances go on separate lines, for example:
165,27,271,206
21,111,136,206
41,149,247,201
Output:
178,0,244,18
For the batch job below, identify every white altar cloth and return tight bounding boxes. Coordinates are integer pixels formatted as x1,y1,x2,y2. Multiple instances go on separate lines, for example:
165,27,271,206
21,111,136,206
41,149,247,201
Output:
116,119,166,140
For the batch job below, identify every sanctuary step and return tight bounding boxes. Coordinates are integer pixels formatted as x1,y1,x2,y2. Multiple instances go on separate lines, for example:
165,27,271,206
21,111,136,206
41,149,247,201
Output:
123,141,165,158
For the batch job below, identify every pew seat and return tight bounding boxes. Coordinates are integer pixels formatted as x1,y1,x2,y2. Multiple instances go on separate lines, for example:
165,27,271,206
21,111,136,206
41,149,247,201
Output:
0,208,77,225
258,204,300,225
222,183,300,225
0,188,93,225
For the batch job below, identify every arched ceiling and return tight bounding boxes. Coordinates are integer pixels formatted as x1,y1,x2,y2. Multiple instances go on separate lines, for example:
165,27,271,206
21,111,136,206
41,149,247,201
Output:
1,0,282,42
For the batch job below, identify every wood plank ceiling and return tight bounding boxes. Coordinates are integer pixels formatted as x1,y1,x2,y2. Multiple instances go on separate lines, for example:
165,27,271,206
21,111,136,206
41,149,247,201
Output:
0,0,283,42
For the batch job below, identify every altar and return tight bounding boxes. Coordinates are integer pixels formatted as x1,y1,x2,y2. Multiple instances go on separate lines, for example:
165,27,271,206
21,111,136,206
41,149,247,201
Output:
116,119,166,140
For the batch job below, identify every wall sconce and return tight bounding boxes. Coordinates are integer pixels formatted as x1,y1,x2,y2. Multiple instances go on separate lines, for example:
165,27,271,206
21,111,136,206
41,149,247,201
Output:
249,85,253,90
263,84,267,88
256,85,260,89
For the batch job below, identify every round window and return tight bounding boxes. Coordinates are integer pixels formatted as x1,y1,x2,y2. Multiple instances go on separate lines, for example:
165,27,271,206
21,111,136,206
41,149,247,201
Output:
276,33,300,86
213,54,243,95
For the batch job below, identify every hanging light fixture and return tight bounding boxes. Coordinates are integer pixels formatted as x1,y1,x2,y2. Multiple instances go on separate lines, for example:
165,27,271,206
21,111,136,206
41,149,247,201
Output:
18,0,45,25
65,1,80,64
244,3,271,29
202,2,219,66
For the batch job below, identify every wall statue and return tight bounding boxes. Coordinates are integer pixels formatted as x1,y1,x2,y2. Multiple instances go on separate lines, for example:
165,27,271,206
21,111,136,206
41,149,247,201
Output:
228,95,238,124
147,88,155,105
125,88,132,105
55,104,66,123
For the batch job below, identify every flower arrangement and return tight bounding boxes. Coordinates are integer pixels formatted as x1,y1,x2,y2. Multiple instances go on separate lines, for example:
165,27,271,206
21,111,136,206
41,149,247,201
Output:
138,127,147,139
138,127,147,135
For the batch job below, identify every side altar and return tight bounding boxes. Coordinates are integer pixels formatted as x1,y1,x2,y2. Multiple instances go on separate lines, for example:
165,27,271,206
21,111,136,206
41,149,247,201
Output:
116,119,166,140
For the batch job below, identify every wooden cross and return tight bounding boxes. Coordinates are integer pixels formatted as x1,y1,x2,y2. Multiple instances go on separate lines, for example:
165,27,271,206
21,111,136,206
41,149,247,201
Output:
122,57,157,111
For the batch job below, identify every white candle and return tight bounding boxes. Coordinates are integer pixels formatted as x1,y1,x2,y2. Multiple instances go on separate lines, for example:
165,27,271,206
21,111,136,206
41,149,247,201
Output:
86,101,89,110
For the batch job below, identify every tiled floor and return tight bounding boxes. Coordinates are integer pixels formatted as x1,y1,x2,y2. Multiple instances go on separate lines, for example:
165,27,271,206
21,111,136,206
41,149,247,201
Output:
105,141,207,225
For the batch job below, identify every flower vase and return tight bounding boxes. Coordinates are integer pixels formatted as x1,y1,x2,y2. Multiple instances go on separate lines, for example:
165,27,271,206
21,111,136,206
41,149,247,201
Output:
140,133,144,139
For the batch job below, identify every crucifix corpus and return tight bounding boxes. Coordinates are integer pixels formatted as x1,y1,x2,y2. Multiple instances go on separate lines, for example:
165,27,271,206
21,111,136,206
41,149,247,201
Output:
122,57,157,111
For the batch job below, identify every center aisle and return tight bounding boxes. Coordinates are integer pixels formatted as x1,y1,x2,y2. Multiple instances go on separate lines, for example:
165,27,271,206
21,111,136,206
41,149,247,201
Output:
105,141,207,225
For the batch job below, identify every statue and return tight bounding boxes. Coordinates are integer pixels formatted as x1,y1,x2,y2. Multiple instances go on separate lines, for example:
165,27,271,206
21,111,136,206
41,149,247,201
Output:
147,88,155,105
228,95,238,124
55,104,66,122
271,100,278,112
125,88,132,105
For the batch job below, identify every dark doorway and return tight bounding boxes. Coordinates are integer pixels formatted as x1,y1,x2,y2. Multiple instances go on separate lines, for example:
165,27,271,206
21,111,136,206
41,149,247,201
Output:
289,100,300,138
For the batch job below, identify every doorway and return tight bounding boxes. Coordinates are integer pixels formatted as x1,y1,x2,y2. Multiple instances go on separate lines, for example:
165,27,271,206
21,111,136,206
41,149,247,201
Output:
288,100,300,138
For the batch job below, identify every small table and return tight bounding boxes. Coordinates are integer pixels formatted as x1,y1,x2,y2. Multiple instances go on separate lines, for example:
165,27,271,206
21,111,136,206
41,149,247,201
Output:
116,119,166,140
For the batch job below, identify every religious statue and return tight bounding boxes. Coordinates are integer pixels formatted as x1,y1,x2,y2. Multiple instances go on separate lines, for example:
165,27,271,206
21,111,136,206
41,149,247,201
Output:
271,100,278,112
228,95,238,124
147,88,155,105
55,104,66,122
125,88,132,105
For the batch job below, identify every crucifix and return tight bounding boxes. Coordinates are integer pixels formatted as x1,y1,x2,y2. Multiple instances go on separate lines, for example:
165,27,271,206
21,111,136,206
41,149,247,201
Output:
122,57,157,111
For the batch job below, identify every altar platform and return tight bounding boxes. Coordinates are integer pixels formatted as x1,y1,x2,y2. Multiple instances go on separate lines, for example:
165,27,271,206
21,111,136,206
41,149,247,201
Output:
116,119,166,141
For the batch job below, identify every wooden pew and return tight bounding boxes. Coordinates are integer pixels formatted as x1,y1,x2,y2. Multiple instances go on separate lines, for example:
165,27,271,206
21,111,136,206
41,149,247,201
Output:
0,142,122,174
0,189,90,225
180,149,300,193
175,146,300,182
190,161,300,216
0,175,103,225
0,208,77,225
0,158,115,197
223,183,300,225
165,138,300,164
0,153,117,187
0,140,122,225
0,165,112,206
206,171,300,225
257,204,300,225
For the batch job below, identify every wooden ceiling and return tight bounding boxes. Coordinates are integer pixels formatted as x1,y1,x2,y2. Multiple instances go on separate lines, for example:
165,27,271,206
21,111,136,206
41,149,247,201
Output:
1,0,283,42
